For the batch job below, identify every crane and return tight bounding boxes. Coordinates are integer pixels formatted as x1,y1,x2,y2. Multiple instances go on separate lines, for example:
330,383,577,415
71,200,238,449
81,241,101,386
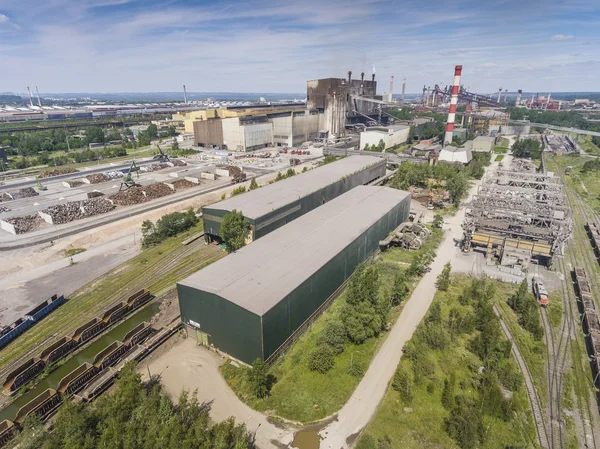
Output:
35,176,47,191
119,161,141,191
153,144,170,163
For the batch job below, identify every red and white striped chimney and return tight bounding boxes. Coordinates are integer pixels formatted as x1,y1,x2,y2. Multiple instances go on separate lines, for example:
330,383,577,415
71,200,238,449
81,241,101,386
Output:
444,65,462,146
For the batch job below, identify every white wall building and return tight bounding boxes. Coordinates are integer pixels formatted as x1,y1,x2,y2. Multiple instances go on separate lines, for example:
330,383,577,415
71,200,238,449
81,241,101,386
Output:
472,136,496,153
222,117,273,152
438,145,473,164
360,124,410,151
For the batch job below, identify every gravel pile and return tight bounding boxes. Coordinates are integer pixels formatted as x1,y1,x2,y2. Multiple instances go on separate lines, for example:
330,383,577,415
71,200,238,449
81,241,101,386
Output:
86,173,110,184
6,214,43,234
172,179,195,189
143,182,175,199
38,168,78,178
0,206,10,213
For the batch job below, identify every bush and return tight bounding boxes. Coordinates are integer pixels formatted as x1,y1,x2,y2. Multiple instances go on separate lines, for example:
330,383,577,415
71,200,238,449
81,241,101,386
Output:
247,358,270,398
141,208,198,248
230,185,246,197
348,362,364,378
436,263,451,291
307,346,334,373
249,178,259,190
318,321,347,355
220,210,250,252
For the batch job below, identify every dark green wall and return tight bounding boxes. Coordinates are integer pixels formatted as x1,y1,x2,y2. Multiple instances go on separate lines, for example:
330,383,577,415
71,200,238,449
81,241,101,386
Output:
261,194,411,361
177,284,263,363
202,160,386,240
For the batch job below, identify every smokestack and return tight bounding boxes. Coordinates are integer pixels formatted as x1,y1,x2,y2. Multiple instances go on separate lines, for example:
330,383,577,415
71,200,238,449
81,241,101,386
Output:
401,78,406,104
421,85,426,104
183,84,188,104
372,73,375,82
27,86,34,107
516,89,522,106
497,88,503,103
444,65,462,146
546,92,551,110
35,86,42,107
348,71,352,84
360,72,364,95
503,89,508,103
389,76,394,102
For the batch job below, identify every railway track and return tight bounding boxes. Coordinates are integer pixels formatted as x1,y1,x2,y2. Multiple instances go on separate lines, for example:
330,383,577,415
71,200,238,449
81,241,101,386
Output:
548,157,599,448
494,305,550,448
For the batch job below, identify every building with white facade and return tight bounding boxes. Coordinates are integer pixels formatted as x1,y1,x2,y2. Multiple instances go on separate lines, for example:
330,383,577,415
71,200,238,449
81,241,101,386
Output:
438,145,473,164
472,136,496,153
360,124,410,151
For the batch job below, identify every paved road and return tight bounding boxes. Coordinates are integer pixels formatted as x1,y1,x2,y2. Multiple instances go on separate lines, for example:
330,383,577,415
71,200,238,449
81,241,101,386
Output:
511,120,600,137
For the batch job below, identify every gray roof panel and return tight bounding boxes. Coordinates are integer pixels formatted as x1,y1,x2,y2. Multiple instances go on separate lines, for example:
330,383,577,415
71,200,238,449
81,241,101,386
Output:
181,186,410,315
204,155,383,219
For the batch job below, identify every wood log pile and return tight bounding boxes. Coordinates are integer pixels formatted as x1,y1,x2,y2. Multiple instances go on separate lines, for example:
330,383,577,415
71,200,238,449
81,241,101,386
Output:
38,168,78,178
5,214,43,234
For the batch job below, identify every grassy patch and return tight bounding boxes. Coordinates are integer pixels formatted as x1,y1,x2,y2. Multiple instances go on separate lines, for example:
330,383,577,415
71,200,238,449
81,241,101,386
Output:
494,147,507,154
64,247,86,257
221,228,443,423
576,135,600,156
498,137,510,148
0,221,223,371
549,154,600,214
495,154,504,162
358,275,538,449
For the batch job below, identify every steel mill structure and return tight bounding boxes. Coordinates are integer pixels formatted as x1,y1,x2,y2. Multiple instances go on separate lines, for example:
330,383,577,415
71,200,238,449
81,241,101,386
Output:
444,65,462,145
461,158,572,266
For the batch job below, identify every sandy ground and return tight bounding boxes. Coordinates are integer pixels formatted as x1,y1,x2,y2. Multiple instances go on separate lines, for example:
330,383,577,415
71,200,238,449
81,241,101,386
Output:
0,159,319,327
139,337,294,449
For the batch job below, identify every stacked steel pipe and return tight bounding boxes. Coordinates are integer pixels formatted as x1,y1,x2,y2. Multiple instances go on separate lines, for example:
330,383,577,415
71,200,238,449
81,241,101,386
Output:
443,65,462,146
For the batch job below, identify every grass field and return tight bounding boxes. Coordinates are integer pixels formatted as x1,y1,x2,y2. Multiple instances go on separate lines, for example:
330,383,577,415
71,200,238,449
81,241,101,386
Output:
495,154,504,162
0,221,224,372
494,147,507,154
221,228,443,424
577,135,600,156
550,154,600,213
356,275,538,449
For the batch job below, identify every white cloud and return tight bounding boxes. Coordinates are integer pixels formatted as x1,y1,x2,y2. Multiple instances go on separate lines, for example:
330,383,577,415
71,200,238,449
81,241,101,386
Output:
0,13,20,30
551,34,574,41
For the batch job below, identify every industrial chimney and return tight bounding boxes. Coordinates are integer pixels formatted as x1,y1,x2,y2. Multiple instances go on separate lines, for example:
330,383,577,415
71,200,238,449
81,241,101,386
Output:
497,88,503,103
444,65,463,146
360,72,365,95
348,71,352,84
372,73,375,82
401,78,406,104
389,76,394,102
516,89,523,106
183,85,188,104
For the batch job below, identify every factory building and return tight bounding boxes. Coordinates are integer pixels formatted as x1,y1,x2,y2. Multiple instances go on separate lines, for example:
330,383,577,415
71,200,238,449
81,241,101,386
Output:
202,155,386,241
359,124,410,151
222,116,273,152
438,145,472,164
306,74,380,138
178,186,411,364
472,136,496,153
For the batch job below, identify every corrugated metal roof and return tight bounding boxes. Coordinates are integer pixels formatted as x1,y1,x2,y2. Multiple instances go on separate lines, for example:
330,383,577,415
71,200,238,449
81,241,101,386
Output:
204,155,383,219
180,186,410,315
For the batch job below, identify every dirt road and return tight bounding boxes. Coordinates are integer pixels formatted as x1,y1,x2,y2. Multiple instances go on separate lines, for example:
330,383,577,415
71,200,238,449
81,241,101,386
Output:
140,337,294,449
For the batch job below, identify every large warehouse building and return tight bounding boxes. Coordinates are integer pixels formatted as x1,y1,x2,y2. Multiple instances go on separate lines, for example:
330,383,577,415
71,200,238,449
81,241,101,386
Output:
202,155,386,241
178,186,411,364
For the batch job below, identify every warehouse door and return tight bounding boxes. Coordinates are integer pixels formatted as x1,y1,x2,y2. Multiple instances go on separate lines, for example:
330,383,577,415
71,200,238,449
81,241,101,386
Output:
196,330,210,347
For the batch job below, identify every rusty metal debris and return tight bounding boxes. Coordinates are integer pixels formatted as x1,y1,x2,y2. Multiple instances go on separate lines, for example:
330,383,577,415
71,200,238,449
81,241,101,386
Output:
38,168,78,178
65,180,85,188
41,198,115,225
0,206,10,213
172,179,195,189
5,214,44,234
0,187,39,203
86,173,110,184
226,165,246,184
109,182,174,206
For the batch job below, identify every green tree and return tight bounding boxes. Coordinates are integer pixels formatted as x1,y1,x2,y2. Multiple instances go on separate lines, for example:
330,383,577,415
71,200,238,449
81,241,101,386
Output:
247,358,270,398
147,124,158,139
363,144,371,151
220,210,250,252
171,140,179,151
230,185,247,197
445,396,486,449
377,139,386,152
392,365,413,404
390,271,409,306
286,167,296,177
436,262,451,291
318,321,347,355
447,173,468,206
85,126,105,144
249,178,259,190
441,374,456,409
511,137,542,159
275,172,285,181
167,125,177,137
308,345,335,373
433,214,444,228
407,126,416,143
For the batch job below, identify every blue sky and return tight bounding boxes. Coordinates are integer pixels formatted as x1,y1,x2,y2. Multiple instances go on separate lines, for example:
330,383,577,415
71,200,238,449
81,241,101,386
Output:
0,0,598,94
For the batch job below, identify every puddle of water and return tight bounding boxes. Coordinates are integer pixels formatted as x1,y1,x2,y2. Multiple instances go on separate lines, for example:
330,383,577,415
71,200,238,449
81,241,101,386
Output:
291,429,321,449
0,301,159,422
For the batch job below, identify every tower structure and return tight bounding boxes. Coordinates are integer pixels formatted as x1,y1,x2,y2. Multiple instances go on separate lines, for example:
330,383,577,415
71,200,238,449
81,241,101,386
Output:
444,65,462,146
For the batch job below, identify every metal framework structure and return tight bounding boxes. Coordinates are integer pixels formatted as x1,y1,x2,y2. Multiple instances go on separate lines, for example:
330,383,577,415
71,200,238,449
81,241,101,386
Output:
462,163,572,264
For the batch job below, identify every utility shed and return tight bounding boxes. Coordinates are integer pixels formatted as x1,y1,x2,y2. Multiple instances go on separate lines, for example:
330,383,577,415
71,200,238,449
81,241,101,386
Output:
179,186,411,364
202,155,386,241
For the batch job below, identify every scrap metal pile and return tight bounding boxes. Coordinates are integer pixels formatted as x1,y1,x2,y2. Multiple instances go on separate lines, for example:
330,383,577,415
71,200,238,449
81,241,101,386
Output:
41,198,115,225
38,168,78,178
171,159,187,167
462,159,572,262
0,187,39,203
172,179,195,189
409,187,450,207
226,165,246,184
65,180,84,188
379,222,432,251
0,206,11,213
86,173,110,184
109,182,174,206
5,214,44,234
